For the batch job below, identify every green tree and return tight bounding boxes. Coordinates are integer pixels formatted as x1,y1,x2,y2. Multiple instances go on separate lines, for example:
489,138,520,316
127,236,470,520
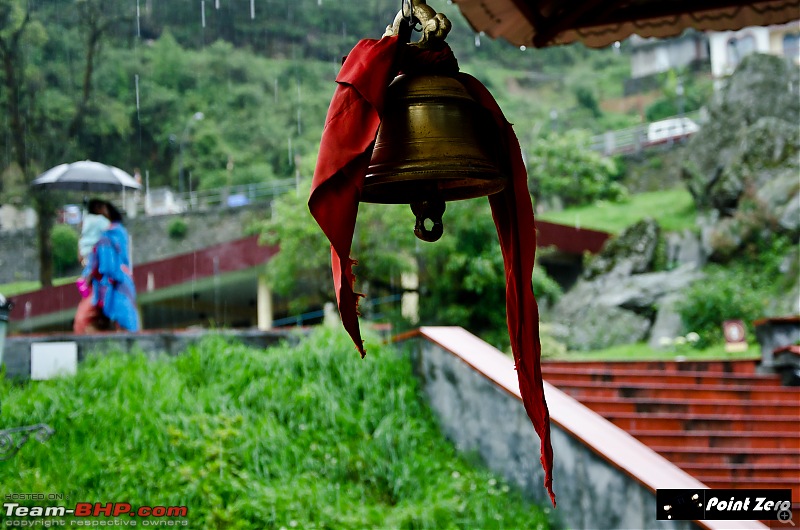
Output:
0,0,131,286
527,130,626,209
255,185,415,315
645,69,712,122
258,187,561,348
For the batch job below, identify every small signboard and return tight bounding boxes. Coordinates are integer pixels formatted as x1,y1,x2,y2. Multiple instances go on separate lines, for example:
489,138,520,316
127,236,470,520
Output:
722,320,748,352
31,341,78,380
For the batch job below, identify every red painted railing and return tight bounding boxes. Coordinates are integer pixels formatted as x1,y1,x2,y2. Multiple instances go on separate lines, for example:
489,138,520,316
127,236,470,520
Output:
8,235,278,322
7,221,606,324
536,219,609,254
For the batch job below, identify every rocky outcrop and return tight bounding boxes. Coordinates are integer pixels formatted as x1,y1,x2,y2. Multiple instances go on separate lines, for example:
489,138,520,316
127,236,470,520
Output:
681,54,800,259
550,219,705,351
583,218,659,279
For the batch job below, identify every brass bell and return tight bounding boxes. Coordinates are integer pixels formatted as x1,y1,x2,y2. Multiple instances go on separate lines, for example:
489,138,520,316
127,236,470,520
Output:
361,1,508,242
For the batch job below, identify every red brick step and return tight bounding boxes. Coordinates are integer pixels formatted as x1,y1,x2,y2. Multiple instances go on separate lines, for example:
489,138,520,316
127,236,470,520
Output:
696,477,799,502
542,367,783,387
574,396,800,417
605,412,798,432
543,357,800,519
555,381,800,402
651,447,800,466
627,430,800,450
678,462,800,480
543,359,761,374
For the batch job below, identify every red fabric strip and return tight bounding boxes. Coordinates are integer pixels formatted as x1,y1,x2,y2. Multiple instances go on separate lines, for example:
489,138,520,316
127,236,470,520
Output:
309,37,402,357
309,36,555,505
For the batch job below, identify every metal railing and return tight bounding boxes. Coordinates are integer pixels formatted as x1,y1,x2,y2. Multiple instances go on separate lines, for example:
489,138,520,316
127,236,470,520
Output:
168,178,298,213
271,294,403,328
588,111,702,156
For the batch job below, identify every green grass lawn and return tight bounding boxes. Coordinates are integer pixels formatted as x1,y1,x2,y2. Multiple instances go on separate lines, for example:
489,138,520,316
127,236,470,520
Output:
537,187,696,234
0,276,77,296
0,329,552,530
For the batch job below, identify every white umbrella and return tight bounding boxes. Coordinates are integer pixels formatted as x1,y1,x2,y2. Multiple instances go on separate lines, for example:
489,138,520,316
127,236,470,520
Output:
31,160,142,192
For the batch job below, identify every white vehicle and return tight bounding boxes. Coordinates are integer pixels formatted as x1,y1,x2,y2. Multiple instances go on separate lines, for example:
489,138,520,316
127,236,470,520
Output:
646,117,700,144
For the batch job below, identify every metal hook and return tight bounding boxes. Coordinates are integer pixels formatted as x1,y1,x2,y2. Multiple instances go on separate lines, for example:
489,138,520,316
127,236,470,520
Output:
384,0,451,47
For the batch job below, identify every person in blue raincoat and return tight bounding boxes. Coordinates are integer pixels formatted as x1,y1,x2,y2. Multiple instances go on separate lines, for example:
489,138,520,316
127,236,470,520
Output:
73,201,139,333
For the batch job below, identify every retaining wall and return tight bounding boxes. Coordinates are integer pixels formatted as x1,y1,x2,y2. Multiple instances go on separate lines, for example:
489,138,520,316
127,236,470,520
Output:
401,327,762,530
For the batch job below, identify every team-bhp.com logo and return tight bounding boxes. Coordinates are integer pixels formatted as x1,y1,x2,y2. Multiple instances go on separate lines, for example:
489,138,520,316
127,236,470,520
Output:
3,499,188,527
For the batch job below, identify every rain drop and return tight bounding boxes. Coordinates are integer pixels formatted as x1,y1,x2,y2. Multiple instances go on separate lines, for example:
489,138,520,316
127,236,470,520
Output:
136,0,141,37
134,74,140,111
216,0,220,8
201,1,206,28
287,137,293,165
520,45,527,51
250,0,255,19
297,108,302,135
474,34,480,47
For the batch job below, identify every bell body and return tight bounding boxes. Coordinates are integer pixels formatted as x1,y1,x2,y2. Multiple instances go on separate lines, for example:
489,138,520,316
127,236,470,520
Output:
362,74,507,205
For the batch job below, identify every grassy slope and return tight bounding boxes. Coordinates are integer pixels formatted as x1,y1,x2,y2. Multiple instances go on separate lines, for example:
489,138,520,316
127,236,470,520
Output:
0,329,552,530
537,187,696,234
0,276,77,296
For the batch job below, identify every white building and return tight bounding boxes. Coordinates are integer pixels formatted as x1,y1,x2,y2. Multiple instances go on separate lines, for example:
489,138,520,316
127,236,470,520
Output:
629,31,709,79
627,21,799,87
707,21,799,79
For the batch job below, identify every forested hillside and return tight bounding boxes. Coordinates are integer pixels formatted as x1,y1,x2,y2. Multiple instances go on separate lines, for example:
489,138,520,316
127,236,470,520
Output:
1,0,633,200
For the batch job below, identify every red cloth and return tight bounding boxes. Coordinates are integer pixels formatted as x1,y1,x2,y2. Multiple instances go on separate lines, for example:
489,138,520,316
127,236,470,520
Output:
309,36,555,506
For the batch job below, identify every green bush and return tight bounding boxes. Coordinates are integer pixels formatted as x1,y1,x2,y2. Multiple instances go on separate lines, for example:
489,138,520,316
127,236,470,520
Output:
167,217,188,239
678,265,769,348
51,224,79,273
528,131,627,209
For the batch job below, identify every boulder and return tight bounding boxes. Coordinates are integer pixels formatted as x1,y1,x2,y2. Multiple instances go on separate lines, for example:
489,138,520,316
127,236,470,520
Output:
583,218,659,279
550,302,652,351
552,261,703,350
681,54,800,257
665,229,705,269
593,265,703,310
648,294,687,349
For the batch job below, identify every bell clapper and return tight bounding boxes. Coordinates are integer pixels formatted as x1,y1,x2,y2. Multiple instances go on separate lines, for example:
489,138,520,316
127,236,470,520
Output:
411,198,446,242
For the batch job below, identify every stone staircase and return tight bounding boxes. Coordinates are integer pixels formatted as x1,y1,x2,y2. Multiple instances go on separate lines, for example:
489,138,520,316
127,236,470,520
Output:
542,359,800,525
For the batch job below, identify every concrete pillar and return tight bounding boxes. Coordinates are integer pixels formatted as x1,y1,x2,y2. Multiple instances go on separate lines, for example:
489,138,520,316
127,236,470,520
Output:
401,271,419,324
257,275,273,330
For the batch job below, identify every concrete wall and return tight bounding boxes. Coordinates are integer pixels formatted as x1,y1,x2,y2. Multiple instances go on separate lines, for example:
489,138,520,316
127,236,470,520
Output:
0,229,41,284
126,204,270,265
2,328,296,380
404,330,702,530
0,204,271,284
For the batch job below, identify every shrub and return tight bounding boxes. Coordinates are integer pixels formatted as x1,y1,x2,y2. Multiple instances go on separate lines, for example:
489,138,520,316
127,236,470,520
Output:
51,224,79,273
167,217,188,240
677,265,769,348
527,131,627,209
